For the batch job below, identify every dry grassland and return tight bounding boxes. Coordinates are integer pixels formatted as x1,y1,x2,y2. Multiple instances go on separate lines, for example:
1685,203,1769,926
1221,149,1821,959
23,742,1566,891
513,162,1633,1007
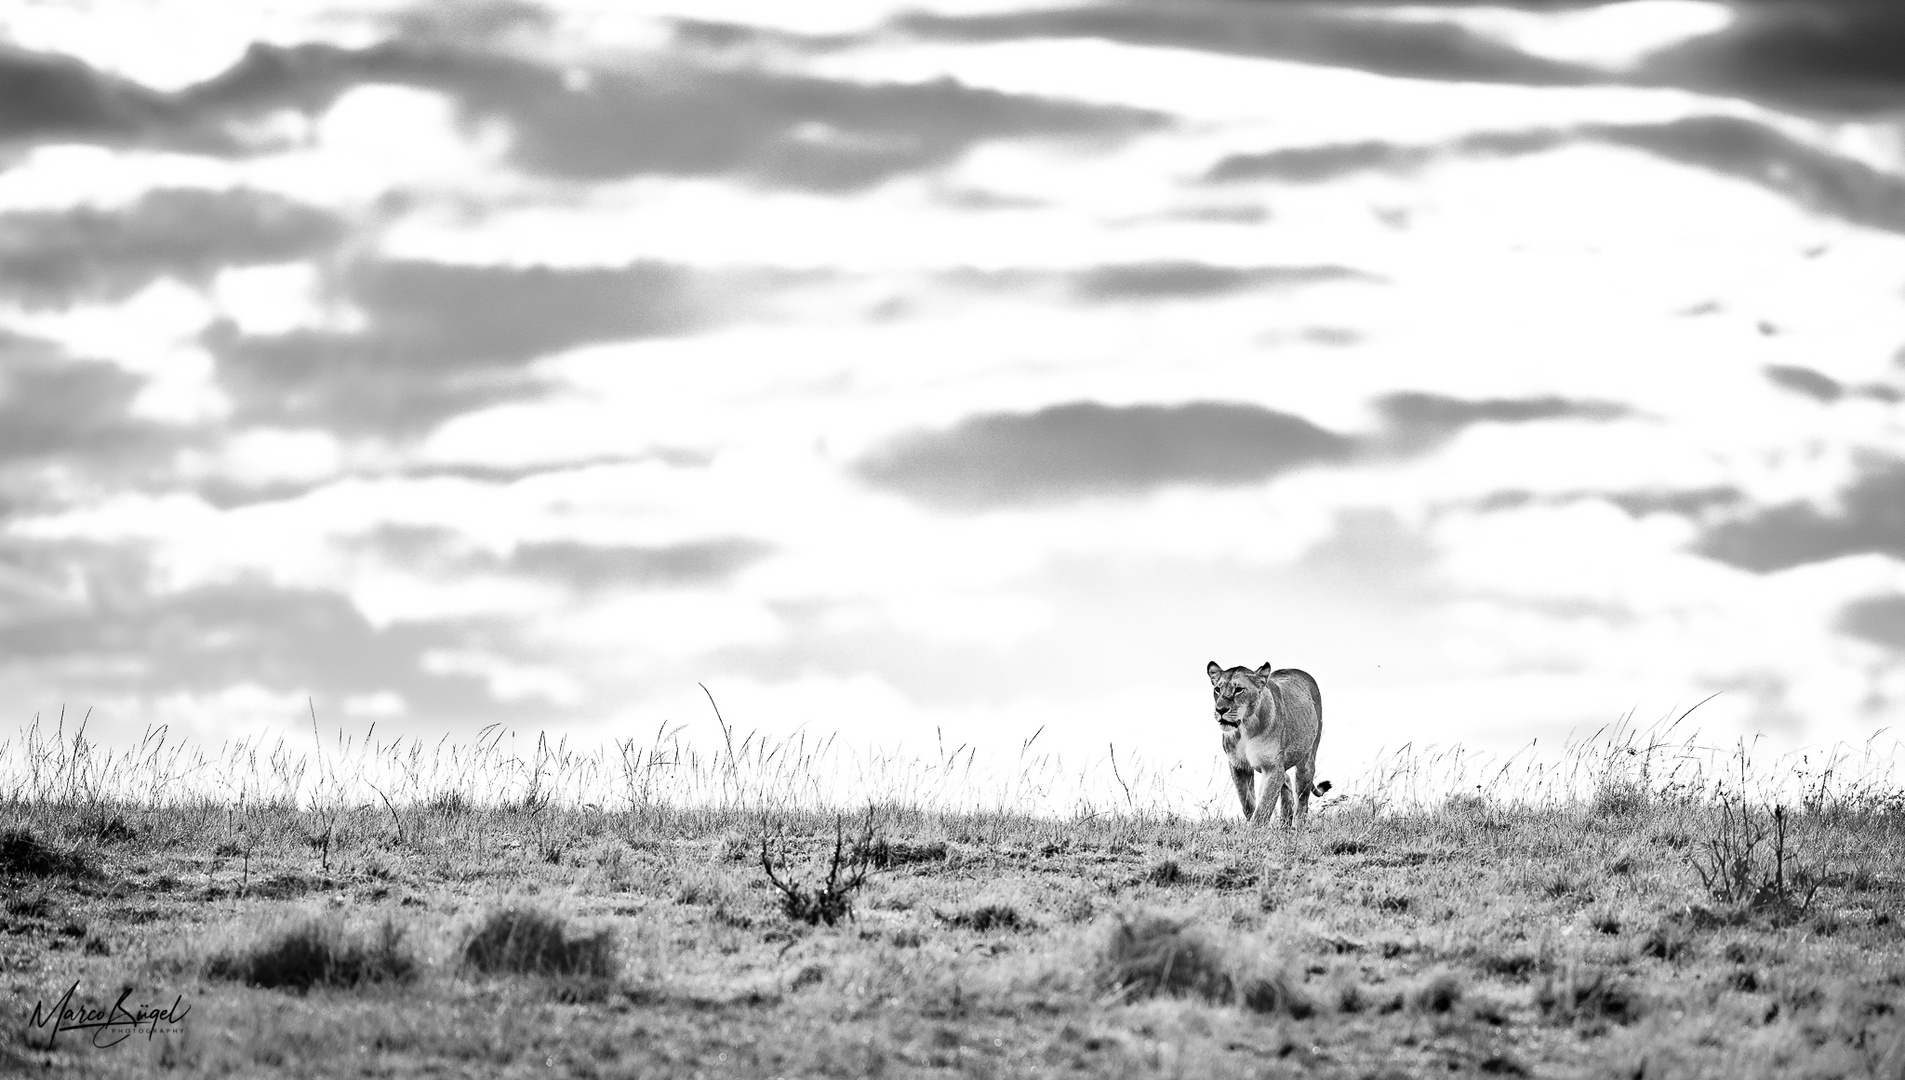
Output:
3,717,1904,1079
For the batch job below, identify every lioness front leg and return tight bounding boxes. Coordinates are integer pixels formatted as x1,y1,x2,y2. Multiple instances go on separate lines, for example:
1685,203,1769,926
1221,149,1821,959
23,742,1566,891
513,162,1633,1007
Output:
1251,768,1284,826
1231,765,1257,820
1275,770,1298,827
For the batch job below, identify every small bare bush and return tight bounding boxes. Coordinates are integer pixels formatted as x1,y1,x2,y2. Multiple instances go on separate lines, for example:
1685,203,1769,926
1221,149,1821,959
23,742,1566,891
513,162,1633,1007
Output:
761,813,875,927
1689,799,1822,915
206,916,416,992
461,906,618,978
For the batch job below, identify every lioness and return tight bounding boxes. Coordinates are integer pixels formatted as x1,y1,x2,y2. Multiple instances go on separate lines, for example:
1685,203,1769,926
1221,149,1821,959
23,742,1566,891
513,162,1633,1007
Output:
1208,660,1331,825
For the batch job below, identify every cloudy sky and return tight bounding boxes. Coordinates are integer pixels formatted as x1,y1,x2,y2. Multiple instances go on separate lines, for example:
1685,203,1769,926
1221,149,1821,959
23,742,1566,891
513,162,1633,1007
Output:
3,0,1904,803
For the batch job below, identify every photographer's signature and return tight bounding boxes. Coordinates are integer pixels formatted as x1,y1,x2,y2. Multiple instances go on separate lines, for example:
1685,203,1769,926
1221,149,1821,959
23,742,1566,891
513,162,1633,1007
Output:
28,980,189,1048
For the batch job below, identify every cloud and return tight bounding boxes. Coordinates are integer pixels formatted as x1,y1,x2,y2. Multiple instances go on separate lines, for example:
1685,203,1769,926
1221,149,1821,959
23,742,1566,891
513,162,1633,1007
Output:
1210,129,1568,184
1603,486,1744,518
935,262,1375,306
210,259,754,434
1209,117,1905,235
854,400,1355,509
1697,458,1905,572
1213,130,1567,184
1469,485,1746,519
1764,364,1844,403
509,538,773,590
1069,262,1371,302
386,0,553,44
1293,507,1439,596
0,332,169,474
1208,141,1436,184
859,391,1636,510
1839,594,1905,652
0,575,516,719
0,188,345,308
0,44,182,146
473,64,1165,190
355,526,772,592
1589,115,1905,233
16,35,1159,189
1641,3,1905,113
1374,392,1629,455
7,29,1165,190
892,7,1606,87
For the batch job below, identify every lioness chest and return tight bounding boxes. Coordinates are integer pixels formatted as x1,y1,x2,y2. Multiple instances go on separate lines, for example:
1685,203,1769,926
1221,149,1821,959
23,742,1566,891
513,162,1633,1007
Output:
1233,730,1297,774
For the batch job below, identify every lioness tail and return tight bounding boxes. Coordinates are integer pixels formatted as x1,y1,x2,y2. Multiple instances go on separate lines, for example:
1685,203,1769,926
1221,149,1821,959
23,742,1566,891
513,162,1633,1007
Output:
1312,780,1333,797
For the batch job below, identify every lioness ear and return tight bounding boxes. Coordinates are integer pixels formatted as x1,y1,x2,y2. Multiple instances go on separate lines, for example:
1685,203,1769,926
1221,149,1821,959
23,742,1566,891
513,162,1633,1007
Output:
1255,662,1274,677
1206,661,1222,683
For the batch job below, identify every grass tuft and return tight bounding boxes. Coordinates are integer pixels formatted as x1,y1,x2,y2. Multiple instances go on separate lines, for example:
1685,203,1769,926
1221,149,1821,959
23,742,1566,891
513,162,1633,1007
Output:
206,915,417,992
88,814,138,844
1475,948,1544,980
1537,962,1642,1027
1097,913,1309,1017
0,827,98,878
1100,913,1233,1004
855,837,949,869
460,905,618,979
939,904,1030,932
1409,968,1465,1013
1641,921,1692,960
1590,779,1650,819
1144,859,1183,886
1239,969,1312,1018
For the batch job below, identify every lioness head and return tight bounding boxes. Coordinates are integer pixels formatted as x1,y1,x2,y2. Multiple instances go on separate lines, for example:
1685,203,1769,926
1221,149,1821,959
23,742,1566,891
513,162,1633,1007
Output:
1206,660,1274,728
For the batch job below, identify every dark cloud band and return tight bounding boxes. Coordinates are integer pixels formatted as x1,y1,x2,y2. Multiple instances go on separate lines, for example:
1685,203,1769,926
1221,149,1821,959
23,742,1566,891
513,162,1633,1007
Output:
209,259,779,434
1839,594,1905,652
1641,3,1905,114
0,573,514,719
0,334,146,459
0,188,344,307
1765,365,1844,403
3,37,1164,191
892,6,1603,88
1698,458,1905,572
1209,116,1905,236
1069,262,1371,301
356,527,772,592
858,390,1634,510
1375,392,1628,455
854,400,1356,509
